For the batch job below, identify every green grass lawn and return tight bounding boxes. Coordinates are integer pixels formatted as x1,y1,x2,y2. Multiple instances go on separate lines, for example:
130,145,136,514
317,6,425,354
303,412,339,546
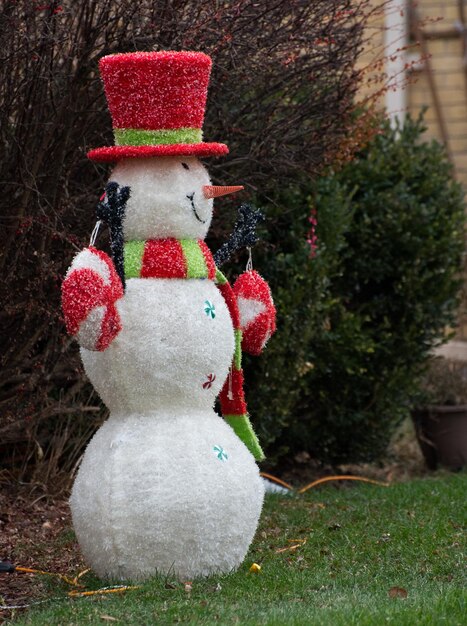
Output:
9,473,466,625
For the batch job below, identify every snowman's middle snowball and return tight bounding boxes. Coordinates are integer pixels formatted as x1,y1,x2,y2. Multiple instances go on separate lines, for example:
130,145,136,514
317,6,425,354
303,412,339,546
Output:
81,278,235,414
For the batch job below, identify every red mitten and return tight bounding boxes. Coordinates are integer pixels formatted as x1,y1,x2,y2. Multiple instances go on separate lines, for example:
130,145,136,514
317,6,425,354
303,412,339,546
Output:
233,270,276,356
62,247,123,351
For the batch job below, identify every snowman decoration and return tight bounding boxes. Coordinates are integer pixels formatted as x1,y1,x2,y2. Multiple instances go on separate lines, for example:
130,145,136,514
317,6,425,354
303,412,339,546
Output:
62,51,276,582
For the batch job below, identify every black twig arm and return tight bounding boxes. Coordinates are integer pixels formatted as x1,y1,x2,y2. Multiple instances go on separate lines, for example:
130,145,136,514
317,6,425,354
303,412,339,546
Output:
96,181,131,290
213,203,265,268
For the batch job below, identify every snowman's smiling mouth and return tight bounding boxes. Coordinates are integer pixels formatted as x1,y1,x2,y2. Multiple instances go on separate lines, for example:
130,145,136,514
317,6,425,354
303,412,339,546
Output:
186,193,206,224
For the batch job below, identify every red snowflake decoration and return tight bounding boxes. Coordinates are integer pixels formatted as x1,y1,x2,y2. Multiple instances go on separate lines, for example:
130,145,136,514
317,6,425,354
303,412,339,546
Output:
202,373,216,389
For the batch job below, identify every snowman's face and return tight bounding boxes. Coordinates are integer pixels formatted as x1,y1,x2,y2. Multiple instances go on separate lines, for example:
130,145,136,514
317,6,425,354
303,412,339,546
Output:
109,157,213,241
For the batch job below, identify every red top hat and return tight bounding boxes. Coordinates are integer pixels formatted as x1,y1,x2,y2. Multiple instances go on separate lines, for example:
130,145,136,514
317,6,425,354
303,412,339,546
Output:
87,51,228,162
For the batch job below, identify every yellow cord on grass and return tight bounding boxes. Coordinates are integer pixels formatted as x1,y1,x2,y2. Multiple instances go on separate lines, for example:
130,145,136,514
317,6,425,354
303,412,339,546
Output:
68,586,139,597
14,566,89,588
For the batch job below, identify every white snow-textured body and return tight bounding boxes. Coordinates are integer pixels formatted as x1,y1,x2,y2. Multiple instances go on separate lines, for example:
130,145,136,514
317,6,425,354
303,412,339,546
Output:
80,279,234,412
71,410,263,581
71,276,264,579
67,154,266,581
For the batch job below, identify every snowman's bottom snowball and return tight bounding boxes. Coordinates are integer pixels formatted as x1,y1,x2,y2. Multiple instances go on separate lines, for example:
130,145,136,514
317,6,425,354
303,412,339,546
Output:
70,410,264,581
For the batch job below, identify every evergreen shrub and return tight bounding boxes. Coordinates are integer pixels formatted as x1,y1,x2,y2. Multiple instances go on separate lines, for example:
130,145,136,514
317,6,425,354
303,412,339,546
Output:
248,115,466,464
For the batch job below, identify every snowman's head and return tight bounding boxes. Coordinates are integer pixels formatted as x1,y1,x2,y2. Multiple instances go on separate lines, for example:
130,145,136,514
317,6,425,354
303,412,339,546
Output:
109,157,214,241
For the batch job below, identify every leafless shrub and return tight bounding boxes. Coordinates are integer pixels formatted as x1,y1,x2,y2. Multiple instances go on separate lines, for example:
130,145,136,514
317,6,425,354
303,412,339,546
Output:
0,0,384,487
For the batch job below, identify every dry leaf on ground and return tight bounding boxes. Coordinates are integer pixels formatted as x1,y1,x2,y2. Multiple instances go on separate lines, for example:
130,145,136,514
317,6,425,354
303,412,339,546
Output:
388,586,408,599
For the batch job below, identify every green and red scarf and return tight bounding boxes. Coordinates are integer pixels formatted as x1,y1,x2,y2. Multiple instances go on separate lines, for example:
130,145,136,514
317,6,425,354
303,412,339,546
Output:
124,237,264,461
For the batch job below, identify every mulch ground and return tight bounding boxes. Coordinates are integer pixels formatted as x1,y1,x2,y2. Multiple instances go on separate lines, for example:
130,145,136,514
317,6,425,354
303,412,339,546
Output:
0,484,86,621
0,425,428,620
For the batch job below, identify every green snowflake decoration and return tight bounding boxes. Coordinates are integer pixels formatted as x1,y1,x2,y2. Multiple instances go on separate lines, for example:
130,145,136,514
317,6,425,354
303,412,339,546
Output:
213,445,228,461
204,300,216,319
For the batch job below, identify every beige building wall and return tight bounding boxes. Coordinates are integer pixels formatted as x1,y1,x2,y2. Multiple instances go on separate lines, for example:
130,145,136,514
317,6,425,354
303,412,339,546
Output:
407,2,467,180
360,1,467,179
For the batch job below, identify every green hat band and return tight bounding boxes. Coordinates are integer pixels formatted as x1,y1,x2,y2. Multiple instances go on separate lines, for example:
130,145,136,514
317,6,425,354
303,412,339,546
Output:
114,127,203,146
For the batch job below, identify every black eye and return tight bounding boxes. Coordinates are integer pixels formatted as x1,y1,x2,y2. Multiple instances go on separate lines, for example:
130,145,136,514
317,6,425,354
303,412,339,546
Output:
181,162,189,170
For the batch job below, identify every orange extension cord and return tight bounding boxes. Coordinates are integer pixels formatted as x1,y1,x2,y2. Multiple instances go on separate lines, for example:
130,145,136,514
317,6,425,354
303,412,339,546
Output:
260,472,389,492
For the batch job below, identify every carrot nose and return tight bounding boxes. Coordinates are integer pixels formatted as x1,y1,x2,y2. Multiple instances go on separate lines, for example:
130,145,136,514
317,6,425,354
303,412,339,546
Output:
203,185,244,199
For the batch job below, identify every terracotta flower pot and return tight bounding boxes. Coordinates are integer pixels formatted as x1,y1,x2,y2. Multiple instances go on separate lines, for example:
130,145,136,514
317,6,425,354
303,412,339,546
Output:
412,405,467,470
